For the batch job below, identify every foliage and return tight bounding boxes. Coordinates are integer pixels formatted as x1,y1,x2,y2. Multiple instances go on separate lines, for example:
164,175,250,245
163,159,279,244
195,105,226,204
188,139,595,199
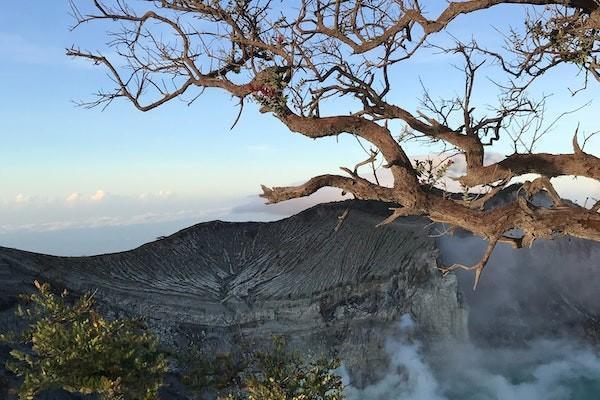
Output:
248,68,289,115
221,337,345,400
178,346,241,393
1,281,167,400
414,158,455,188
526,9,599,67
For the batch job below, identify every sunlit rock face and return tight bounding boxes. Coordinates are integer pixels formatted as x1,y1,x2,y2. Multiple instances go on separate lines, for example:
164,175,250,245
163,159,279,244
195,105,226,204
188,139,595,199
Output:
0,200,467,390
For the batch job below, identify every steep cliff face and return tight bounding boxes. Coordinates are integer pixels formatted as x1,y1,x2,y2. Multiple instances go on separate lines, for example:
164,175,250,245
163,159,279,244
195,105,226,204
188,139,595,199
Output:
0,200,467,393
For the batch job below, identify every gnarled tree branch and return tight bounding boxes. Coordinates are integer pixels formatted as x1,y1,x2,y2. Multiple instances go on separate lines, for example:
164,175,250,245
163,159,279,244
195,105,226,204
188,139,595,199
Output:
70,0,600,289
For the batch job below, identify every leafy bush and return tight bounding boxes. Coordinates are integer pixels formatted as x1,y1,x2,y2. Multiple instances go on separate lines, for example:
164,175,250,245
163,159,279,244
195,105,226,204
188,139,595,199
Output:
178,346,241,393
1,281,167,400
221,337,345,400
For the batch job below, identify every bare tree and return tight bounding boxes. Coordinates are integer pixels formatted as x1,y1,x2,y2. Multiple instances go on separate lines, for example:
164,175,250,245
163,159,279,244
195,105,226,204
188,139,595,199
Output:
68,0,600,289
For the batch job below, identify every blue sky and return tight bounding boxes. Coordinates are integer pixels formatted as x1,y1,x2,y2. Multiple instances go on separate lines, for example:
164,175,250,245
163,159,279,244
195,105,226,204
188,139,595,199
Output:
0,2,598,255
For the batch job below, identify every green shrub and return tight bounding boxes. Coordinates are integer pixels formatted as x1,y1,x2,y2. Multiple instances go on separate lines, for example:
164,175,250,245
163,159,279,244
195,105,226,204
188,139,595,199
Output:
223,337,345,400
178,346,241,393
1,281,167,400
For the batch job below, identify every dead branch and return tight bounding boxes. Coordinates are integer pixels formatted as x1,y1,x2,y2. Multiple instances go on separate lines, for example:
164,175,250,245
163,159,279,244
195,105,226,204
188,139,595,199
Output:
439,237,500,290
334,208,350,232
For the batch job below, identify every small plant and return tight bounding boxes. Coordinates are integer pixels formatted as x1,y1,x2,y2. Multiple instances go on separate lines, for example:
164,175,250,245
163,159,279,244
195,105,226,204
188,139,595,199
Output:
414,158,454,188
248,69,289,115
239,337,345,400
1,281,168,400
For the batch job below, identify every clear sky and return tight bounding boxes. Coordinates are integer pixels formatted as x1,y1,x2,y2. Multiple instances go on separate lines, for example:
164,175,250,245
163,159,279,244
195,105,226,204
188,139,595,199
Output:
0,2,598,255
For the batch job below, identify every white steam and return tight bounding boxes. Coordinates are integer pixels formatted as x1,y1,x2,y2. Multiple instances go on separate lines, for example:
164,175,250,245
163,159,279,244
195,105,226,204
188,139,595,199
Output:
343,315,600,400
343,315,445,400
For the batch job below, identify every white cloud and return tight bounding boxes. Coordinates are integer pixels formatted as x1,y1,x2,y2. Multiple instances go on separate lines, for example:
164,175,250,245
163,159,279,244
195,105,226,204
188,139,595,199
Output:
14,193,28,205
551,176,600,206
0,207,232,234
65,192,82,204
0,189,234,238
90,190,107,202
2,155,597,254
139,190,173,201
158,189,172,198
